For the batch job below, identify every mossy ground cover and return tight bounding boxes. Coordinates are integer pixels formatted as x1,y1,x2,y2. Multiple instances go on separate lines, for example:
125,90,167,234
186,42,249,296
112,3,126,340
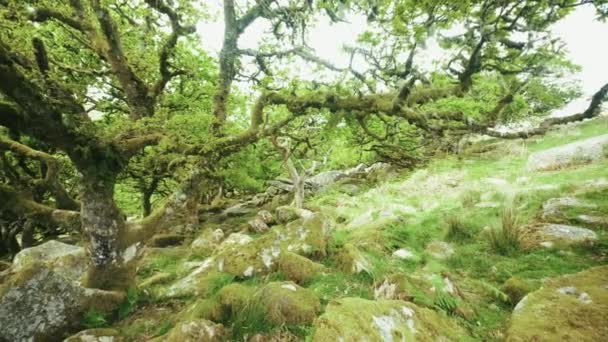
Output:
111,118,608,340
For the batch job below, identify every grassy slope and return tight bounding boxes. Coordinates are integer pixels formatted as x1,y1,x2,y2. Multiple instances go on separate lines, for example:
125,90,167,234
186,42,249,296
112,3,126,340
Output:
111,117,608,341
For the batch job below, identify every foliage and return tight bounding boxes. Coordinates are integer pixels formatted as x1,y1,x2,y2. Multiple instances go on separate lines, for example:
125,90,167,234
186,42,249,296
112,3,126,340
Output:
117,288,140,320
82,309,108,329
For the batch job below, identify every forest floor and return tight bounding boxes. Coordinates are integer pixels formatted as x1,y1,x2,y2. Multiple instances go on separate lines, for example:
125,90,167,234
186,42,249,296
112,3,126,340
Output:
107,117,608,341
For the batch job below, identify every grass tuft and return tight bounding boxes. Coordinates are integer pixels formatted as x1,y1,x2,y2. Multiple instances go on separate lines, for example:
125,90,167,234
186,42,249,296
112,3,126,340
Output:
486,206,523,255
443,215,473,242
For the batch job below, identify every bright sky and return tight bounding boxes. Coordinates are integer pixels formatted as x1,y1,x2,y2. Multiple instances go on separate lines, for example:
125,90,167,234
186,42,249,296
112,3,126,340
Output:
197,4,608,116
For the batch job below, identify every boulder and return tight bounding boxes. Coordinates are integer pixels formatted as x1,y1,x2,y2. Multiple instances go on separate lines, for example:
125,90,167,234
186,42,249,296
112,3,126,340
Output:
190,229,224,255
576,214,608,228
526,224,597,248
526,134,608,171
507,266,608,341
312,297,470,341
277,252,325,284
542,197,596,219
279,214,331,257
12,240,86,282
221,203,254,217
335,243,372,274
218,283,255,313
309,170,345,187
215,234,279,277
248,217,269,233
253,282,321,325
257,210,274,224
275,206,314,224
166,320,226,342
0,266,124,341
64,328,123,341
221,232,254,247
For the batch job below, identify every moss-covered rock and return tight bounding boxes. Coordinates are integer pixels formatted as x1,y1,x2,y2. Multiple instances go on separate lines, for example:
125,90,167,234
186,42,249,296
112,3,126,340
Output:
312,297,471,341
165,319,226,342
524,223,597,248
180,298,225,322
248,216,270,233
277,214,330,258
507,266,608,341
63,328,123,341
11,240,86,282
501,277,538,306
216,234,279,277
335,243,372,274
277,252,325,284
218,283,255,314
163,262,233,299
274,206,313,224
0,265,124,341
374,272,475,320
190,228,225,256
253,281,321,325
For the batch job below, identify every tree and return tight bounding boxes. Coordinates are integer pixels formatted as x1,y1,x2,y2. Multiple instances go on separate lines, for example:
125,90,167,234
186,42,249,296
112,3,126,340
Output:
1,0,606,291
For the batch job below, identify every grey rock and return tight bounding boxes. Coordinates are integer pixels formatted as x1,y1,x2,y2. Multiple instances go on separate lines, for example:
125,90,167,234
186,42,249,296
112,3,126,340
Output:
248,217,269,233
576,214,608,227
166,320,226,342
309,170,345,187
256,210,274,224
12,240,86,283
542,197,596,219
0,266,124,341
537,224,597,245
526,134,608,171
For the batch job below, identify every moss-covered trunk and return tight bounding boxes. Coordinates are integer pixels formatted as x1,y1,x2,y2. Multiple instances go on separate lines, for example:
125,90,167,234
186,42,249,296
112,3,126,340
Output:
81,174,134,290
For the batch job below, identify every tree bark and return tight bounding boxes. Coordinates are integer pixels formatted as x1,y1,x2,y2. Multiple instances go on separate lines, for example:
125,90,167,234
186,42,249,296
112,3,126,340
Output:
80,174,134,290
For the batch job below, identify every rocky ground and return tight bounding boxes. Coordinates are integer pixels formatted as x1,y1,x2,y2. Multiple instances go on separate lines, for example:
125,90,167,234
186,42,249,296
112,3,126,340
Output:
1,117,608,341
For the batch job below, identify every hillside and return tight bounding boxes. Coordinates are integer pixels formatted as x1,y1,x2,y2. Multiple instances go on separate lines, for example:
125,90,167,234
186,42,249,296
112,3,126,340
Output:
4,117,606,341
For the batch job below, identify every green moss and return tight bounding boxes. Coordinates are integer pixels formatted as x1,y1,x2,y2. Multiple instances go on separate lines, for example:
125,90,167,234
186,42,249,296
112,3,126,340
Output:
508,266,608,341
218,283,255,314
277,252,326,284
312,297,472,341
308,272,373,302
501,277,538,306
180,298,225,322
82,309,109,329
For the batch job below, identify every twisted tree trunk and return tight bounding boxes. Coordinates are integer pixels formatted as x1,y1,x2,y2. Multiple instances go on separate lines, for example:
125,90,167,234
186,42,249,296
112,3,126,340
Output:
80,173,135,290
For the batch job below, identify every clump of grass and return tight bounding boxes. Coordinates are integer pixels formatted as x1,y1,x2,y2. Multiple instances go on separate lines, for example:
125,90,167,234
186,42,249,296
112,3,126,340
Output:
444,215,473,242
460,190,481,207
486,206,523,255
82,309,108,328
